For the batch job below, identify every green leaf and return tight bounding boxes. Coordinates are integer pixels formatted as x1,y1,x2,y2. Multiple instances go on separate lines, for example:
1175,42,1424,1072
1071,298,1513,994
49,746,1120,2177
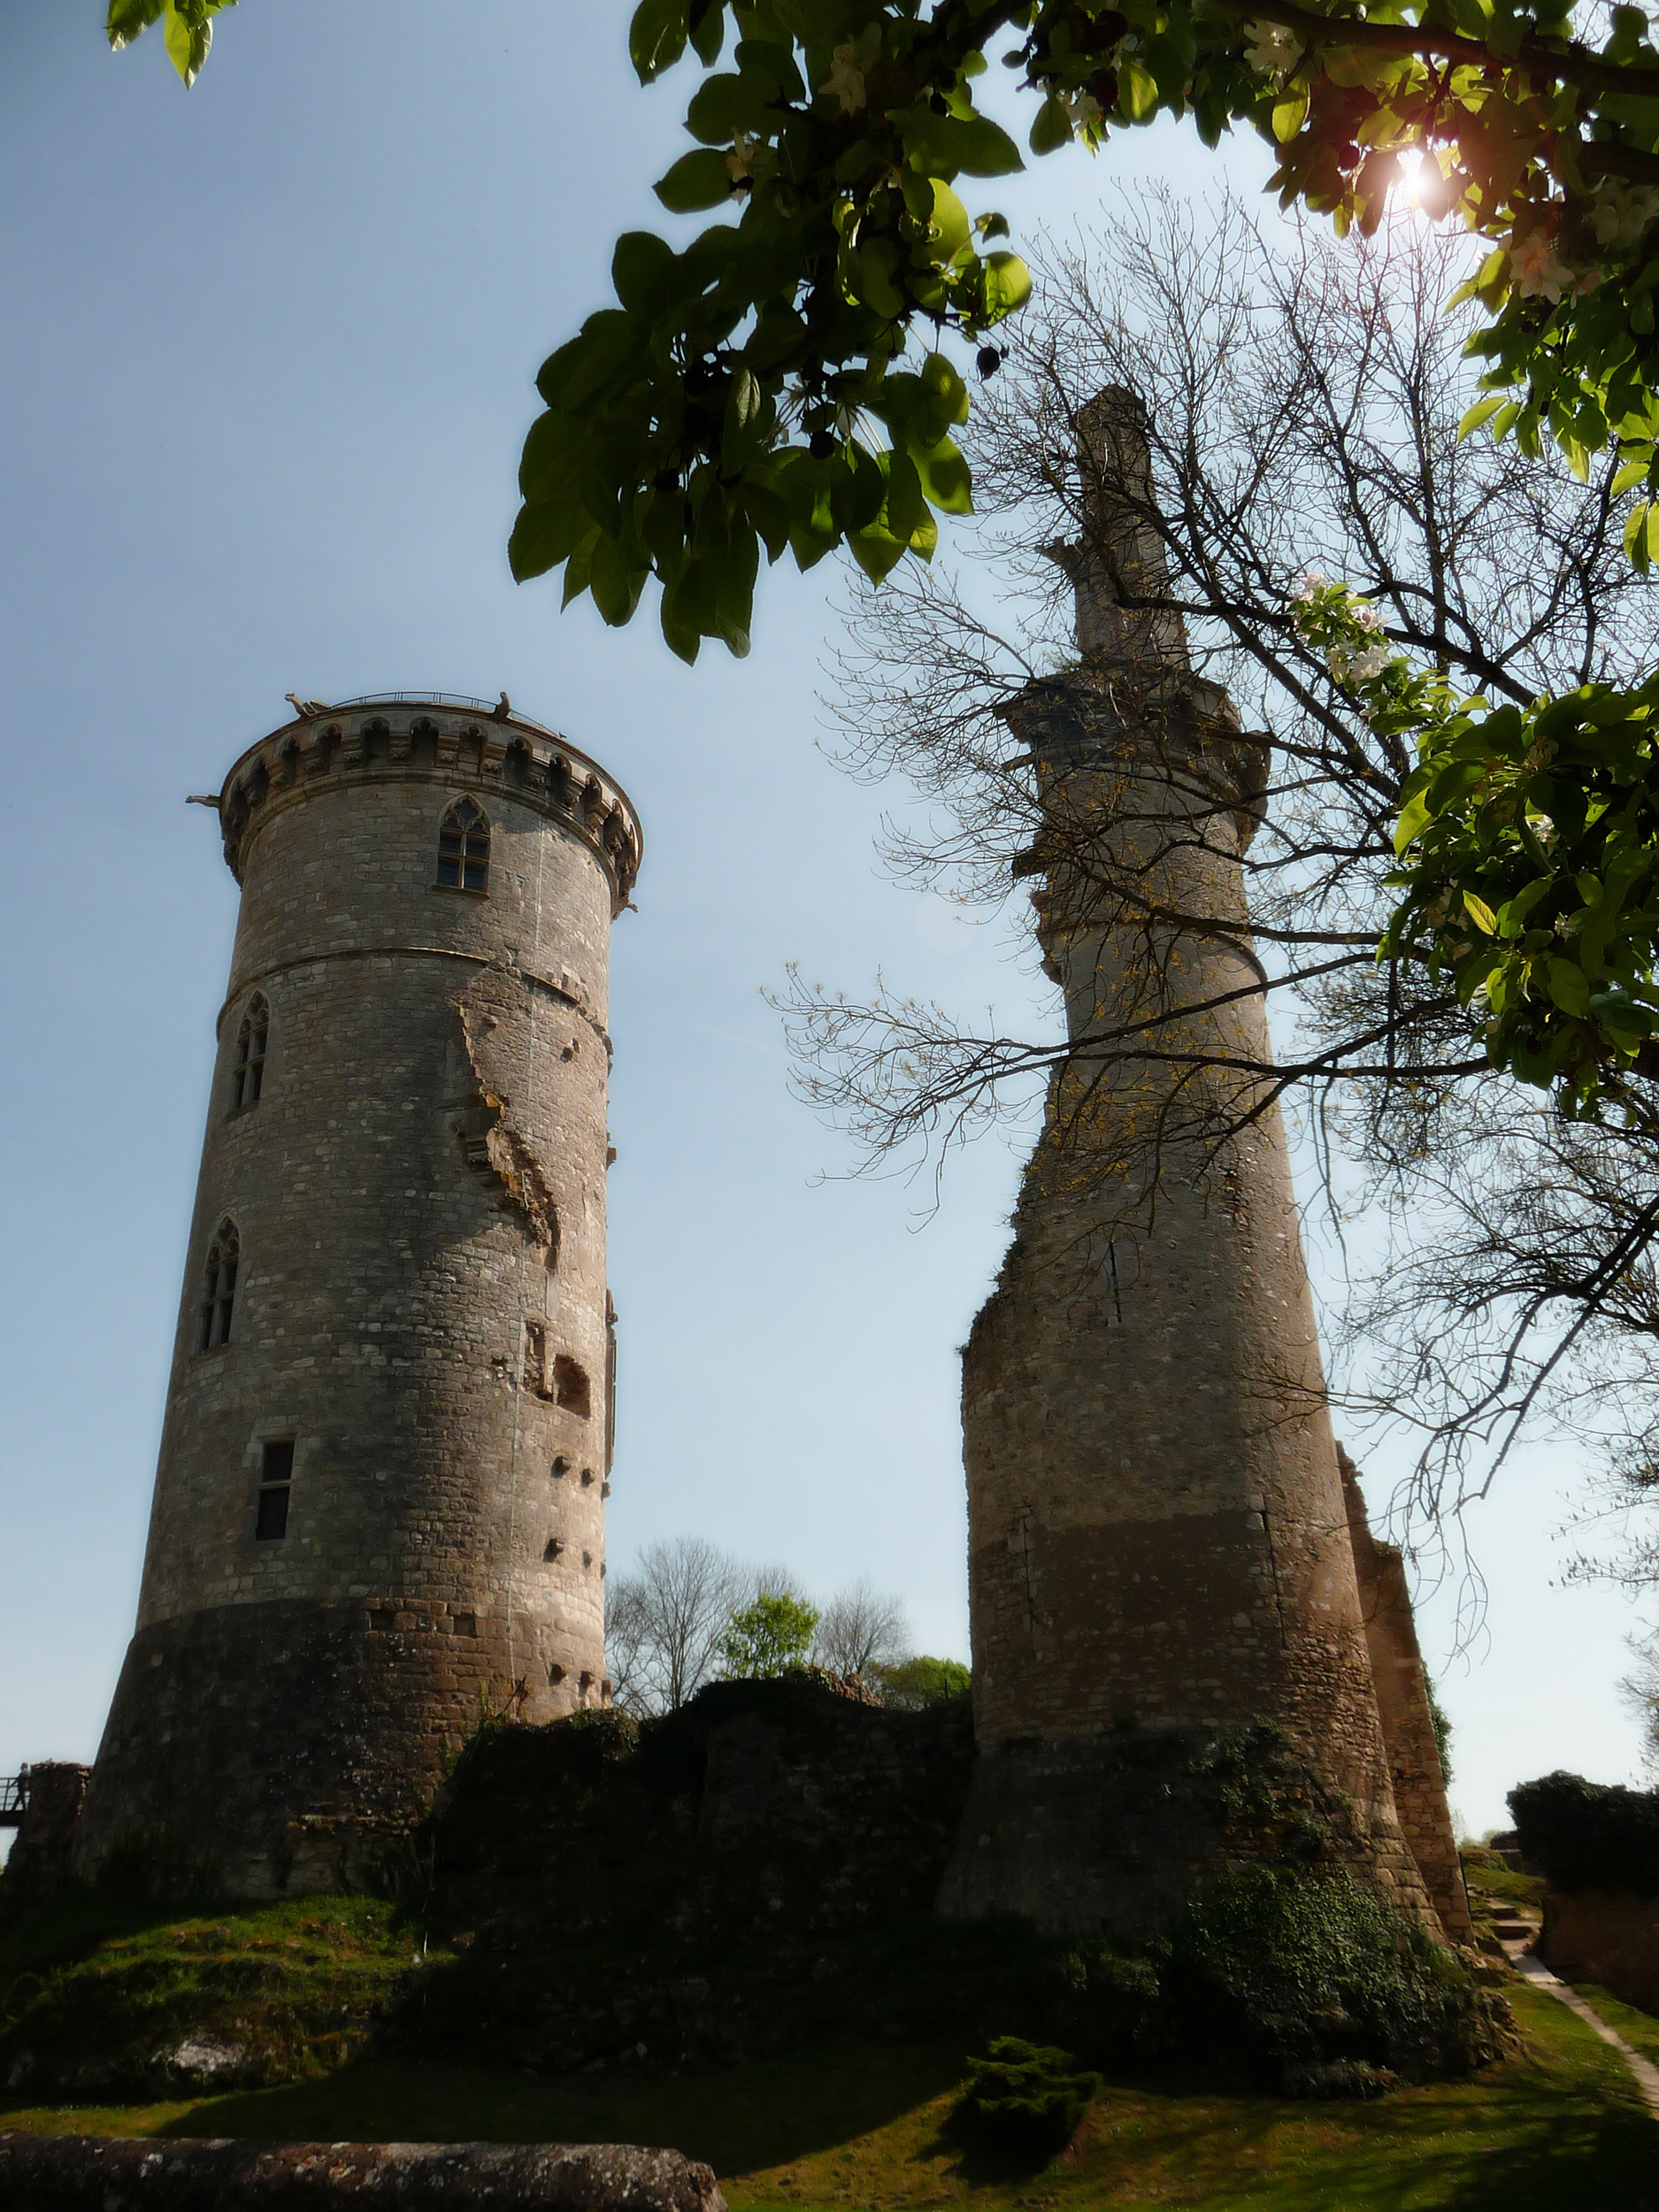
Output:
162,0,212,85
849,522,912,582
589,534,649,628
1497,877,1553,935
560,526,603,611
984,251,1032,319
949,116,1025,176
715,524,759,655
688,0,726,65
654,148,734,213
1463,889,1500,934
903,106,1025,177
886,449,926,546
925,179,972,260
543,312,640,411
740,480,790,563
687,71,764,144
920,351,971,428
630,0,688,82
1457,395,1507,439
611,231,680,316
1120,58,1160,121
1029,96,1071,154
1546,957,1592,1015
105,0,165,51
915,434,973,514
1394,790,1433,852
509,495,596,582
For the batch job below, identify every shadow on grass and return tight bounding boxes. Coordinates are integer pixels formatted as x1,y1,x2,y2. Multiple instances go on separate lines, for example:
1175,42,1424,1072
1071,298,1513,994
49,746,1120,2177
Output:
0,1887,236,1978
159,2039,972,2176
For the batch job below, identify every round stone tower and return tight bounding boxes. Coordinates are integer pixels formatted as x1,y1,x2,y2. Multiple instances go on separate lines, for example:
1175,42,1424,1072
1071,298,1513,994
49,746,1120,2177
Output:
74,695,641,1898
939,398,1448,1938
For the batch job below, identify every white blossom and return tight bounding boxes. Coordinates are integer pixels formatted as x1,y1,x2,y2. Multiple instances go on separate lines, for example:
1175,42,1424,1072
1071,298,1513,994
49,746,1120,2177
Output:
725,133,766,185
819,42,866,113
1059,88,1103,134
1591,179,1659,252
1509,226,1574,304
1242,19,1302,78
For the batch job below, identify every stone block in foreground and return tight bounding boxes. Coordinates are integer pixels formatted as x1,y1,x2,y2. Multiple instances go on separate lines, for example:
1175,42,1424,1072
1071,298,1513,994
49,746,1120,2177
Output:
0,2137,725,2212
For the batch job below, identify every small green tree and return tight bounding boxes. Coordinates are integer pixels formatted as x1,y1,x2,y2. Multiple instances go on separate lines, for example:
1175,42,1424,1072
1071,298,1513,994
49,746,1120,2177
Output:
717,1591,819,1679
876,1655,972,1709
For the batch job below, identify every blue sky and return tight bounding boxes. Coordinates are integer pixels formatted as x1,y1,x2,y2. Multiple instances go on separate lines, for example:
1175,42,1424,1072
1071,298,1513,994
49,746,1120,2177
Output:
0,0,1648,1839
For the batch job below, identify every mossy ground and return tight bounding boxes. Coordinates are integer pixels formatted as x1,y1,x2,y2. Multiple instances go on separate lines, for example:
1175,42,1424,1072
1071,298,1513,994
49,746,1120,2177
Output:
4,1984,1655,2207
0,1892,411,2097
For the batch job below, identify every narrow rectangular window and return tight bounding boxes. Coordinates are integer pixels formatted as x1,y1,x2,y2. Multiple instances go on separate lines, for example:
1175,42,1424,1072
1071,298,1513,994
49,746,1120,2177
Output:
256,1439,294,1541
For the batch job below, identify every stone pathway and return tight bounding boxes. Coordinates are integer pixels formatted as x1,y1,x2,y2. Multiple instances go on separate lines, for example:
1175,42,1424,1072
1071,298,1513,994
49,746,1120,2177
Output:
1502,1940,1659,2121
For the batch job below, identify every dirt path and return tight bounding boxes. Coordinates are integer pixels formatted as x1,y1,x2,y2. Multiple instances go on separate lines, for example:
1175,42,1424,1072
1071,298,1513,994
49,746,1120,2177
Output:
1512,1952,1659,2119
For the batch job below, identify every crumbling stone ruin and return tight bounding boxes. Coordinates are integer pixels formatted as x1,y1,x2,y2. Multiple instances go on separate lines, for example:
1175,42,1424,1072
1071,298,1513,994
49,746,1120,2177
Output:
0,1764,89,1927
17,461,1465,1969
69,696,641,1899
938,392,1471,1943
0,2136,724,2212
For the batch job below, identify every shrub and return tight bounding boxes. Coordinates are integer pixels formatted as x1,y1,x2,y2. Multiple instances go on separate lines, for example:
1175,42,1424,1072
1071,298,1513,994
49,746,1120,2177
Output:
1156,1865,1509,2088
1509,1770,1659,1896
957,2035,1102,2154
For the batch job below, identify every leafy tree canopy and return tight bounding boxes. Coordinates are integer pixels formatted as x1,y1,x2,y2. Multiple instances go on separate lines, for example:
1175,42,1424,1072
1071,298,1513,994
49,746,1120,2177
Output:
108,0,1659,653
105,0,1659,1119
875,1653,972,1706
717,1589,821,1676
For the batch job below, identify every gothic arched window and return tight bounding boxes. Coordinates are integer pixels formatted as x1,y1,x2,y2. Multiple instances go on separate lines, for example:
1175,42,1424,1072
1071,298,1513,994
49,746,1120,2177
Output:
232,995,268,1110
436,797,489,893
198,1219,240,1351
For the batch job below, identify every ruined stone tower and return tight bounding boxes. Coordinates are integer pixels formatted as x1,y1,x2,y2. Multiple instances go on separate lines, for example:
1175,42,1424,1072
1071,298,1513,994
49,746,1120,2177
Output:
939,398,1469,1940
73,696,641,1897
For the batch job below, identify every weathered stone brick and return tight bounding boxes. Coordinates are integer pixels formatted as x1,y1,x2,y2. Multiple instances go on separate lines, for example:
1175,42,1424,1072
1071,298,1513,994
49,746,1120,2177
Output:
938,396,1453,1938
73,699,641,1899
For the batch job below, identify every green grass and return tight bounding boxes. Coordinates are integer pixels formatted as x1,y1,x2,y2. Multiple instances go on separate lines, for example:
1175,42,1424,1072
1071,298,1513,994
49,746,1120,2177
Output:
1460,1862,1546,1912
1572,1984,1659,2068
0,1893,414,2098
3,1984,1655,2207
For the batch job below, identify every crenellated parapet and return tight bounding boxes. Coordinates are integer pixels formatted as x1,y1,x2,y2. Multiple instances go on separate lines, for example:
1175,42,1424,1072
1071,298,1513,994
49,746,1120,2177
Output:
216,696,643,913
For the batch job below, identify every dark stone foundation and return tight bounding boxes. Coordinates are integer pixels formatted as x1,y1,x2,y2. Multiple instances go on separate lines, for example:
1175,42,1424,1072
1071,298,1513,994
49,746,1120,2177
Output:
936,1721,1420,1938
73,1601,510,1898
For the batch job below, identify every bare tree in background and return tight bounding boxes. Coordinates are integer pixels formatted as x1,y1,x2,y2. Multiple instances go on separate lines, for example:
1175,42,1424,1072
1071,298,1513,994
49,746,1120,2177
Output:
814,1580,911,1679
782,185,1659,1542
606,1543,824,1715
605,1536,749,1716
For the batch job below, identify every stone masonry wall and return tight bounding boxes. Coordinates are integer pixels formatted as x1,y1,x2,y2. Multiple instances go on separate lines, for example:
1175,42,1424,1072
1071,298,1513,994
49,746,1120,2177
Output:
1540,1886,1659,2015
0,1764,89,1925
73,702,640,1898
941,396,1432,1936
1339,1448,1473,1940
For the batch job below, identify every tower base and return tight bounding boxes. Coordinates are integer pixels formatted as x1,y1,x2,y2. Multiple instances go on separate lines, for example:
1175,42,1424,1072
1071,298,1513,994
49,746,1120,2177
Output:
73,1600,529,1899
938,1723,1440,1939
